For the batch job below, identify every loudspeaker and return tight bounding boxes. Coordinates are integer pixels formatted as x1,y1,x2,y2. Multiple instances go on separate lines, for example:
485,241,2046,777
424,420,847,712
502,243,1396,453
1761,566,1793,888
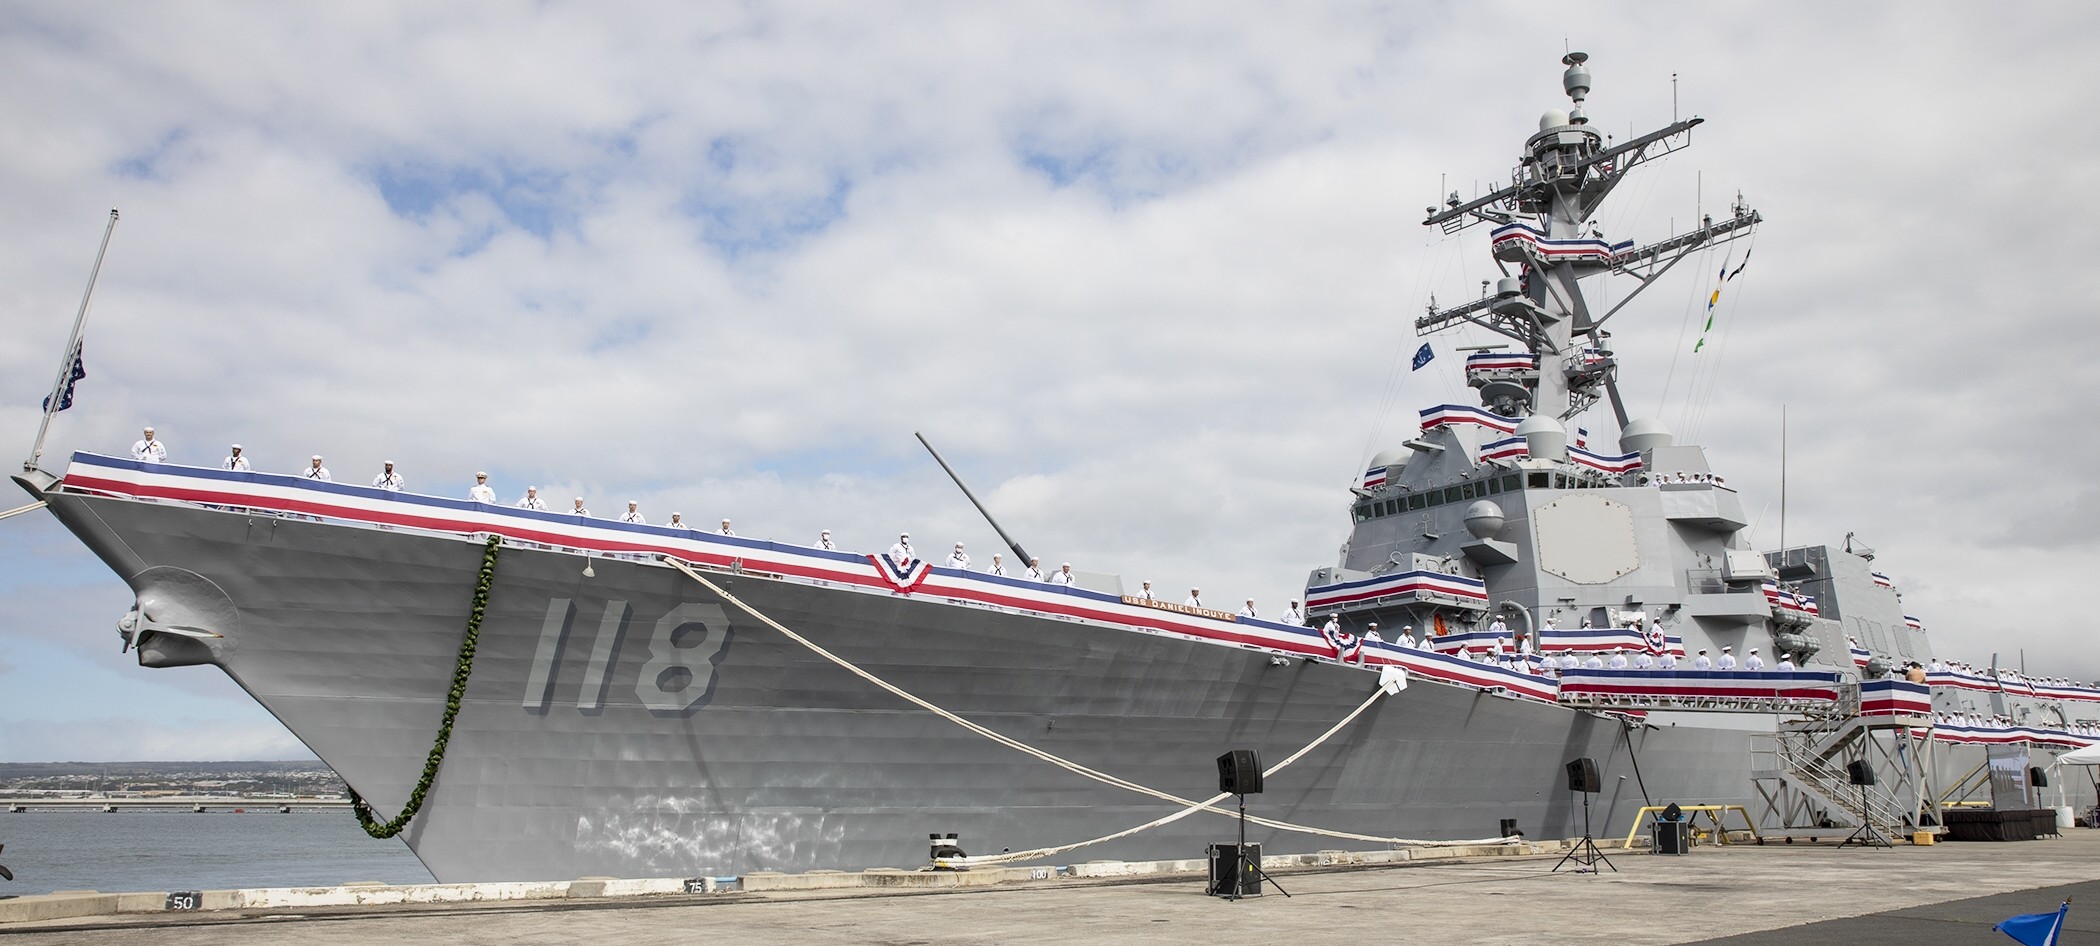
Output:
1846,760,1875,786
1565,758,1600,794
1218,749,1263,795
2031,766,2049,789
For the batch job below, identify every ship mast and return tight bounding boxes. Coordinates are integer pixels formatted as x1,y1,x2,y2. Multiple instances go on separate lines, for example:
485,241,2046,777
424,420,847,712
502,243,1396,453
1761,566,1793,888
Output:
1417,53,1759,427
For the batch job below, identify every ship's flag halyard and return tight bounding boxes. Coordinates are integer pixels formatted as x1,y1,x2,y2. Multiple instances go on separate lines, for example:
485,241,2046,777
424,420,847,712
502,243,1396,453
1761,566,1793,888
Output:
1411,343,1435,371
1993,901,2069,946
41,341,85,413
1693,250,1751,353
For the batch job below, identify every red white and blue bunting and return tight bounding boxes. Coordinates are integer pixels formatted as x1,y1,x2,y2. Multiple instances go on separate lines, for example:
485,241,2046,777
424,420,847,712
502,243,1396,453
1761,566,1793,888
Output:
1418,404,1518,434
1489,223,1633,265
1859,679,1932,717
1304,569,1488,611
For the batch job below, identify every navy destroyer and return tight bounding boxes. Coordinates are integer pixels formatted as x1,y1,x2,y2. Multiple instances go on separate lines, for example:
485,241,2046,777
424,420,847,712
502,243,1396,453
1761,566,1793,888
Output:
13,53,2093,882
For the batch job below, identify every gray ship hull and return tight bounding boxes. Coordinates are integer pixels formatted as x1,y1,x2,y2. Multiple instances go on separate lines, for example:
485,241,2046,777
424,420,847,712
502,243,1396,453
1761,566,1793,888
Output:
44,487,1753,882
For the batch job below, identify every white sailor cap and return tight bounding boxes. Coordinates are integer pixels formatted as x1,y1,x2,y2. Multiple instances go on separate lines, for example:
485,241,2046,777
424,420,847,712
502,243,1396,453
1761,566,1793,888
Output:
671,511,681,517
1723,645,1733,651
526,485,537,491
1061,561,1071,567
143,426,155,432
230,443,242,450
1368,621,1379,627
955,542,964,548
1698,648,1709,653
628,500,638,506
475,471,488,478
384,459,394,465
821,529,830,534
1749,647,1759,653
311,454,323,461
900,531,910,538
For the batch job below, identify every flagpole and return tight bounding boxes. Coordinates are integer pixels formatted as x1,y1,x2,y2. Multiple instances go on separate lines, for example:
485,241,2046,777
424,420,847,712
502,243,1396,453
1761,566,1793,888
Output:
25,209,119,473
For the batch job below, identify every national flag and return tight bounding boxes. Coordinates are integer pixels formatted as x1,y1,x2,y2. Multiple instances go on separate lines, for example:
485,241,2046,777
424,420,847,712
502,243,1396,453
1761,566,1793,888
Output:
1411,343,1435,371
1576,426,1589,448
41,341,86,413
1993,901,2068,946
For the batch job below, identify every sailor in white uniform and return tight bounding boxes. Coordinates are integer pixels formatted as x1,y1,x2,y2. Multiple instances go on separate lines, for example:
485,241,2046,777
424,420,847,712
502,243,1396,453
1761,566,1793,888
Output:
1136,580,1155,601
517,486,547,510
985,554,1006,577
1025,558,1045,581
304,455,332,482
468,472,495,503
1743,648,1765,671
1656,650,1678,670
222,444,250,471
1692,649,1712,670
889,533,915,564
1237,599,1258,619
1401,625,1418,649
1321,615,1341,643
818,530,835,550
667,512,690,530
1282,600,1304,626
1716,646,1738,671
1633,650,1655,670
1561,651,1583,670
620,501,645,524
571,497,591,517
1185,588,1203,607
718,519,736,536
1048,563,1076,585
1776,655,1795,670
372,461,404,491
944,543,970,569
131,427,168,463
1582,653,1606,670
1607,649,1629,670
1487,615,1509,639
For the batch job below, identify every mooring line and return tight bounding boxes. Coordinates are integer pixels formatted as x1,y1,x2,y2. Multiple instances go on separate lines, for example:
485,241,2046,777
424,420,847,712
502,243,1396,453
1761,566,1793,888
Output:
661,555,1518,856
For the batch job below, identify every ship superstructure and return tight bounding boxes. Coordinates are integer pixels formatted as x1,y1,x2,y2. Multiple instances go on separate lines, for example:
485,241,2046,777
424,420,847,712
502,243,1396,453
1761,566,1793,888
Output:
11,53,2095,883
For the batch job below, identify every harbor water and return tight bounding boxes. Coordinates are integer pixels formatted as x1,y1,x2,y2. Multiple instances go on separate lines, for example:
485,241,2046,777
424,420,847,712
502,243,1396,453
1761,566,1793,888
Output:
0,809,432,896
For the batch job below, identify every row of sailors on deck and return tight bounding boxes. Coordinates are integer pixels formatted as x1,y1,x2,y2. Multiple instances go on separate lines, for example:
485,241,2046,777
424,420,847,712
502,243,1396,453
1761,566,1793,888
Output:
1933,712,2100,738
1927,659,2096,691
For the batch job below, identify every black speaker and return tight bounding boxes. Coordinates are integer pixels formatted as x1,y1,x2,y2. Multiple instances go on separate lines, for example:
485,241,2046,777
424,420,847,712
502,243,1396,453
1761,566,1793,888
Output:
1846,760,1875,786
2031,766,2049,788
1565,758,1600,794
1218,749,1263,795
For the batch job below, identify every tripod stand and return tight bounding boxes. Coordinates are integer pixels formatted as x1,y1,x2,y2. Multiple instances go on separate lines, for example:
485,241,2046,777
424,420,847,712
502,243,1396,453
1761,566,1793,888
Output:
1839,782,1892,848
1552,789,1616,873
1222,793,1290,900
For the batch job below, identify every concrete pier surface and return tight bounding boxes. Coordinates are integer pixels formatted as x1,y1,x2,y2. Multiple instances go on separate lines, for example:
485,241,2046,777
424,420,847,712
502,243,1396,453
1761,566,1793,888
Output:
6,833,2100,944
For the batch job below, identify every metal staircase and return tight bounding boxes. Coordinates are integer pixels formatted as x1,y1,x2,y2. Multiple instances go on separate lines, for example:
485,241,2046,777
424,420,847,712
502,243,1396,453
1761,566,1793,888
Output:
1750,703,1941,839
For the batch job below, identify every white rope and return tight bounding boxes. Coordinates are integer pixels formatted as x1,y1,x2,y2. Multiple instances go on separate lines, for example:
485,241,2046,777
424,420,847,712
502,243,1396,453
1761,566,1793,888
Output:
0,501,48,522
662,556,1518,854
963,686,1387,865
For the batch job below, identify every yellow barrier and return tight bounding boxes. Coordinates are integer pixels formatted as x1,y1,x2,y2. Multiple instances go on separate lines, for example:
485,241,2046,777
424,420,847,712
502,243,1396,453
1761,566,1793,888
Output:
1619,804,1761,849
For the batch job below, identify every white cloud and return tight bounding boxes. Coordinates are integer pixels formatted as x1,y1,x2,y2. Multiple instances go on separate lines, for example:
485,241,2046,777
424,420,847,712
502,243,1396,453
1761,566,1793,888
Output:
2,3,2099,764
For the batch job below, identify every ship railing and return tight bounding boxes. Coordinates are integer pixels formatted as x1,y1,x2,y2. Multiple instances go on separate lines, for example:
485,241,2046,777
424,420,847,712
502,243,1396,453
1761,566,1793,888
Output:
1555,692,1838,715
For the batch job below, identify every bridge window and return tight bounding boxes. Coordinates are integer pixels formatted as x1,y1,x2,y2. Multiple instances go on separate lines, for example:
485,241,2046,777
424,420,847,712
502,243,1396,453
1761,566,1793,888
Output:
1503,474,1521,491
1529,472,1550,489
1407,494,1426,511
1443,486,1462,504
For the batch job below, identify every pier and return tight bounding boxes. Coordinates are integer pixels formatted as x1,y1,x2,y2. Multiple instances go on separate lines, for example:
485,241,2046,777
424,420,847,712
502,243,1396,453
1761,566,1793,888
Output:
3,831,2098,944
2,796,347,813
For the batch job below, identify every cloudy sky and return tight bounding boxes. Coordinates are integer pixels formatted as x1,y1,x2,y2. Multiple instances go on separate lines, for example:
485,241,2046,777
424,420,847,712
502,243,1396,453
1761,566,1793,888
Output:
1,4,2094,761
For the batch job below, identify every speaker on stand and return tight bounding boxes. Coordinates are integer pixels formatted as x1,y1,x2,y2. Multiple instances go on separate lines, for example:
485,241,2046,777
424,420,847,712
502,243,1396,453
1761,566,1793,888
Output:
1553,757,1616,874
1210,750,1289,900
1839,759,1892,849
